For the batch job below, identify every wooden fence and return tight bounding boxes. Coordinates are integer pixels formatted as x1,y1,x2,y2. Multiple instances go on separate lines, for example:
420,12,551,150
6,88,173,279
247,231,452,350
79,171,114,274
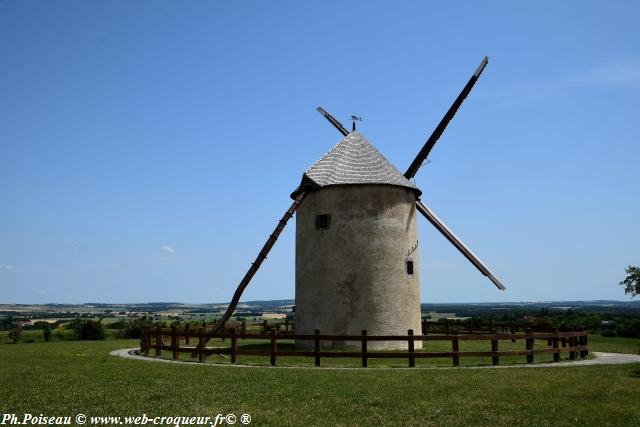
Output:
185,318,567,336
175,319,293,335
139,325,588,368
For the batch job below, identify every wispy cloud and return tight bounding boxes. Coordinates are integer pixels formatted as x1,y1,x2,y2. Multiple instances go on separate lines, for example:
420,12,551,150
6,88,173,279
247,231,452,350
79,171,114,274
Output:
483,56,640,109
568,57,640,89
162,245,176,254
1,265,13,270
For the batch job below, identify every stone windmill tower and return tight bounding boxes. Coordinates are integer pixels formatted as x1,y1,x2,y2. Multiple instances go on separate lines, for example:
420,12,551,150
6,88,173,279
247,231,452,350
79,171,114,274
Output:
208,57,505,350
291,132,422,349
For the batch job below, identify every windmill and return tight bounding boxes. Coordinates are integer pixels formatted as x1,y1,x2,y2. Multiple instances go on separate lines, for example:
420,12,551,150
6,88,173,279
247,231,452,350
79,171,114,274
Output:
209,56,504,349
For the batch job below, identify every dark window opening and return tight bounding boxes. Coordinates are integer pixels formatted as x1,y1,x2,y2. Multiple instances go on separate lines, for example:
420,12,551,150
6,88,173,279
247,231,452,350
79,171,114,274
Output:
315,214,330,230
406,260,414,275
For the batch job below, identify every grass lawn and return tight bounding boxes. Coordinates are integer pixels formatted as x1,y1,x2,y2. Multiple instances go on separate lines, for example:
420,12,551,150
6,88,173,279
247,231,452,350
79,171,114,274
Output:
587,335,640,354
1,338,639,426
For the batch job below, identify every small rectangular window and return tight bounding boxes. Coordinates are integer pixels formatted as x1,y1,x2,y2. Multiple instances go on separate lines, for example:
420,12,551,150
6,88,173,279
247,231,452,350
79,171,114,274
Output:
406,260,414,275
315,214,330,230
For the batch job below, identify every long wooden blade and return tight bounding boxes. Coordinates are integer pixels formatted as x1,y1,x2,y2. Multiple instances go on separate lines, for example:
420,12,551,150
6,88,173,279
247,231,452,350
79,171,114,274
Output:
404,56,488,180
416,200,505,290
314,66,504,291
316,107,349,136
211,192,307,332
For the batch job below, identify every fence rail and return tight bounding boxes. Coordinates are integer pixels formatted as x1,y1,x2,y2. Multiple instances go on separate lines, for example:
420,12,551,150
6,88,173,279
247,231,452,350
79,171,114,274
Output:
139,325,588,368
181,318,570,336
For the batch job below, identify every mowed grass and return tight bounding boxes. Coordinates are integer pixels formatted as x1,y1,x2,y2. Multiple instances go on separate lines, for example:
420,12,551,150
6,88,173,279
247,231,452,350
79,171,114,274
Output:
1,339,640,426
588,335,640,354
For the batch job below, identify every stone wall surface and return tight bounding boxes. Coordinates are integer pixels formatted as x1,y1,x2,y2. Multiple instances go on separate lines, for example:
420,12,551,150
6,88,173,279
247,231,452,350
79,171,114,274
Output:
295,185,421,350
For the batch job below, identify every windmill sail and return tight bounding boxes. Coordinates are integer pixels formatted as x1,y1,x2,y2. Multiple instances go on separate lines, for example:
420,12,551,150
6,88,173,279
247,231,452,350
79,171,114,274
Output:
315,58,504,290
416,200,505,290
210,192,306,332
404,56,488,180
402,56,504,290
316,107,350,136
213,56,499,341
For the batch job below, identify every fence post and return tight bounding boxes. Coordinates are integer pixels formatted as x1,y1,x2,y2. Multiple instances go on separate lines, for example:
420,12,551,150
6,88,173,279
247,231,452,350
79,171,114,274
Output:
579,328,585,357
147,325,152,355
444,319,450,335
553,328,560,362
263,320,268,334
184,323,190,345
578,327,585,358
140,325,147,355
361,330,368,368
491,328,499,365
584,333,589,356
569,327,576,360
284,319,290,334
155,325,162,357
198,327,205,363
314,329,320,367
171,325,178,360
452,331,459,367
526,328,534,364
270,329,277,366
140,327,145,353
408,329,415,368
230,328,238,364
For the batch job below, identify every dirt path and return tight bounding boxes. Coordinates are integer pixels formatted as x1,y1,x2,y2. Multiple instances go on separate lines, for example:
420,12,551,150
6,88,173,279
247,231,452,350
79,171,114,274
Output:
110,348,640,370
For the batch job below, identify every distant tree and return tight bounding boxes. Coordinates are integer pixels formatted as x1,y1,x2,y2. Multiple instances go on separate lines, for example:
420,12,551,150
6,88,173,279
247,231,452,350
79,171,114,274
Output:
118,317,148,339
1,315,13,330
68,318,106,340
620,265,640,298
42,323,52,342
8,322,23,344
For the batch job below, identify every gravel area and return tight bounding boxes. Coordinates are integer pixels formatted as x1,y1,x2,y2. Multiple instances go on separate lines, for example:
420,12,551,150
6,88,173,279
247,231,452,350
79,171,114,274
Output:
110,348,640,370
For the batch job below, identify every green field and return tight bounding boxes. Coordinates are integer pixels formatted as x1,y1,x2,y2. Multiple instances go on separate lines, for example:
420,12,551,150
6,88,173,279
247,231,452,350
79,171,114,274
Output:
1,337,639,426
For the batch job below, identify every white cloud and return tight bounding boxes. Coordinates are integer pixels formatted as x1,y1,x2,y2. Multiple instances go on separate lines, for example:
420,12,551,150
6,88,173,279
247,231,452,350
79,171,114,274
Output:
569,57,640,89
483,57,640,109
2,265,13,270
162,245,176,254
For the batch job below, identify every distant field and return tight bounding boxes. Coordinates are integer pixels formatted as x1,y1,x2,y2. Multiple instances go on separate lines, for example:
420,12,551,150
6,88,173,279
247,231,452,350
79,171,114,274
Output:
1,337,639,426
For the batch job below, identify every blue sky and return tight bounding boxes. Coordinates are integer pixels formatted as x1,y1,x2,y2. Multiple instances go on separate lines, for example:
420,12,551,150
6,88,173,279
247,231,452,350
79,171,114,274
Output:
1,1,638,304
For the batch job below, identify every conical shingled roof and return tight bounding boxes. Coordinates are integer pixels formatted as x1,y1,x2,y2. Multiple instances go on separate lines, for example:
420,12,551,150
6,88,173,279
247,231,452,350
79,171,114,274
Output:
291,132,421,198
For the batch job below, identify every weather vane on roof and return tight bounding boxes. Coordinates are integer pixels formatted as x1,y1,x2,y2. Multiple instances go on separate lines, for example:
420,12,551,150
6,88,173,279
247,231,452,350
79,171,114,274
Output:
350,115,362,131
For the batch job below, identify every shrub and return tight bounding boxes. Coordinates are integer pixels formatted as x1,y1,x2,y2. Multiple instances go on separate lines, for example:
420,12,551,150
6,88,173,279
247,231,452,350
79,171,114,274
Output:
8,322,23,344
42,323,52,342
106,320,128,330
54,325,68,340
120,318,148,339
69,318,107,340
